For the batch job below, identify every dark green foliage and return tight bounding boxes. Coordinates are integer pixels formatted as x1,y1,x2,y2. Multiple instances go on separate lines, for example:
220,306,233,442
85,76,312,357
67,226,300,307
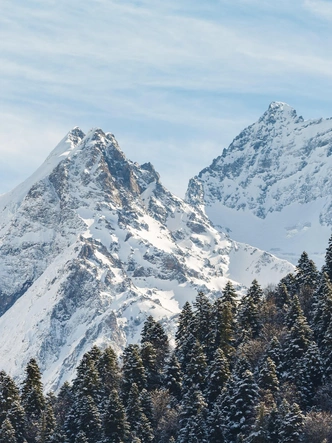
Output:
121,344,146,404
97,346,121,400
258,357,279,395
192,292,213,351
21,358,45,419
206,348,230,407
0,418,17,443
103,389,129,443
312,272,332,344
141,316,169,371
211,296,235,359
237,281,263,340
126,383,154,442
163,353,182,400
324,233,332,282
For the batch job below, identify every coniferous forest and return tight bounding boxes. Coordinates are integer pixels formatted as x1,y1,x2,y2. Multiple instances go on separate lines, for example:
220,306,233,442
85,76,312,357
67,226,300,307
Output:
3,237,332,442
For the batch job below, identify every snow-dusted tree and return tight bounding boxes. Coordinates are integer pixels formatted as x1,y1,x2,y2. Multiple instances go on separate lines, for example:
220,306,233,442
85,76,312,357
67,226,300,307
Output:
72,352,100,404
163,352,182,400
312,272,332,345
96,346,121,401
324,233,332,283
258,357,279,395
103,389,129,443
21,358,45,419
211,297,235,359
278,402,304,443
141,316,169,371
296,342,322,409
181,339,207,393
140,341,160,391
0,418,17,443
126,383,154,443
205,348,230,407
192,292,213,352
121,344,146,404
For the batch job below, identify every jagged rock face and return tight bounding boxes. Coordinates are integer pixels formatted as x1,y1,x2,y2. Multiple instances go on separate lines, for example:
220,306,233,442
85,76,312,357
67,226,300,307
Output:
186,102,332,266
0,127,293,390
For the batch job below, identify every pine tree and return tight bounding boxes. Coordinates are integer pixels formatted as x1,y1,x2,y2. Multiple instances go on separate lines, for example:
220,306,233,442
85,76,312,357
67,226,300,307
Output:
279,402,304,443
74,431,89,443
6,401,26,443
103,389,129,443
72,352,101,404
207,400,225,443
141,316,169,371
221,369,259,442
237,282,262,340
97,346,121,401
312,272,332,344
181,339,207,393
246,403,270,443
275,283,290,310
192,292,213,352
39,397,56,443
21,358,45,419
126,383,154,443
222,281,238,314
295,251,319,291
205,348,230,407
140,341,160,391
285,295,304,329
0,418,17,443
175,302,194,346
76,395,102,443
121,344,146,405
296,342,322,409
55,381,74,429
324,233,332,282
211,297,235,359
0,371,20,425
258,357,279,395
264,336,282,377
177,387,207,443
163,352,182,400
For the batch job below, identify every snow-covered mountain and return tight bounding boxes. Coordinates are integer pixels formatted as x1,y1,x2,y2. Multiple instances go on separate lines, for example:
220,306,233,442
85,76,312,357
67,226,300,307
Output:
0,127,293,390
186,102,332,267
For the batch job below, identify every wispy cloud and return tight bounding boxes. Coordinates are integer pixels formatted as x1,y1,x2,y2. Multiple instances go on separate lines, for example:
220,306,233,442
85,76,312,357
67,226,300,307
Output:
2,0,332,196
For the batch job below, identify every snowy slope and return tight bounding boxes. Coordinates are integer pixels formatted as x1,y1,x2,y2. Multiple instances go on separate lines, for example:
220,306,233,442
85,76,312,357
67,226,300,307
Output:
186,102,332,266
0,128,293,390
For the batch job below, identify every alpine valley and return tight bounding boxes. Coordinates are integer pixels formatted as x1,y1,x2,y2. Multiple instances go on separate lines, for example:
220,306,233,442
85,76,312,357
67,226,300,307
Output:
0,126,293,390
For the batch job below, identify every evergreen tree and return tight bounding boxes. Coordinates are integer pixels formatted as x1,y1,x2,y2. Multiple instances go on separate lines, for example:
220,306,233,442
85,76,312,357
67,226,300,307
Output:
192,292,213,352
211,297,235,359
6,401,26,443
207,400,225,443
76,395,102,443
0,371,20,425
222,281,238,314
205,348,230,407
141,316,169,371
237,282,262,340
121,344,146,405
163,352,182,400
177,387,207,443
258,357,279,395
0,418,17,443
324,233,332,282
39,397,56,443
285,295,304,329
72,352,100,404
21,358,45,419
264,336,282,377
279,402,304,443
321,319,332,379
175,302,194,346
221,369,259,442
126,384,154,443
97,346,121,401
74,431,89,443
296,342,322,409
295,251,319,292
140,341,160,391
181,339,207,393
246,403,270,443
275,283,290,310
103,389,129,443
312,272,332,344
54,381,74,429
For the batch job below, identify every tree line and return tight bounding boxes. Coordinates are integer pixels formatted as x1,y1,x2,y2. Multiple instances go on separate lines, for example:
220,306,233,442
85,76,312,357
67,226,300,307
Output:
2,236,332,442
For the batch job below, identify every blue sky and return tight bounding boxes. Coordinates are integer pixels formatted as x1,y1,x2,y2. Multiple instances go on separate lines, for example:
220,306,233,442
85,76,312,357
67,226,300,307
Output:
2,0,332,197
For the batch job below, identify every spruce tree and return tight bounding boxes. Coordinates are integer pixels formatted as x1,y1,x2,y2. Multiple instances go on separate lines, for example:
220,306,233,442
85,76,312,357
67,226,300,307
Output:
21,358,45,419
76,395,102,443
6,401,26,443
175,302,194,346
140,341,160,391
324,233,332,282
163,352,182,400
205,348,230,407
97,346,121,401
121,344,146,405
312,272,332,345
222,281,238,314
258,357,279,395
0,418,17,443
279,402,304,443
103,389,129,443
74,431,89,443
192,292,213,352
126,383,154,443
141,316,169,371
181,339,207,393
72,352,101,404
296,342,322,409
0,371,20,425
211,297,235,359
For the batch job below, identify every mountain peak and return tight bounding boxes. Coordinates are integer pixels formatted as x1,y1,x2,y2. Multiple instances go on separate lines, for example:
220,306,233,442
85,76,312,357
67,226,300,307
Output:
260,101,298,123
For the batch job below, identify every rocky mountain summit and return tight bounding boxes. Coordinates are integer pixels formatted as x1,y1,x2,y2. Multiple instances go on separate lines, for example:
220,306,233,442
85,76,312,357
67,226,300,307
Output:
0,127,292,390
186,102,332,266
